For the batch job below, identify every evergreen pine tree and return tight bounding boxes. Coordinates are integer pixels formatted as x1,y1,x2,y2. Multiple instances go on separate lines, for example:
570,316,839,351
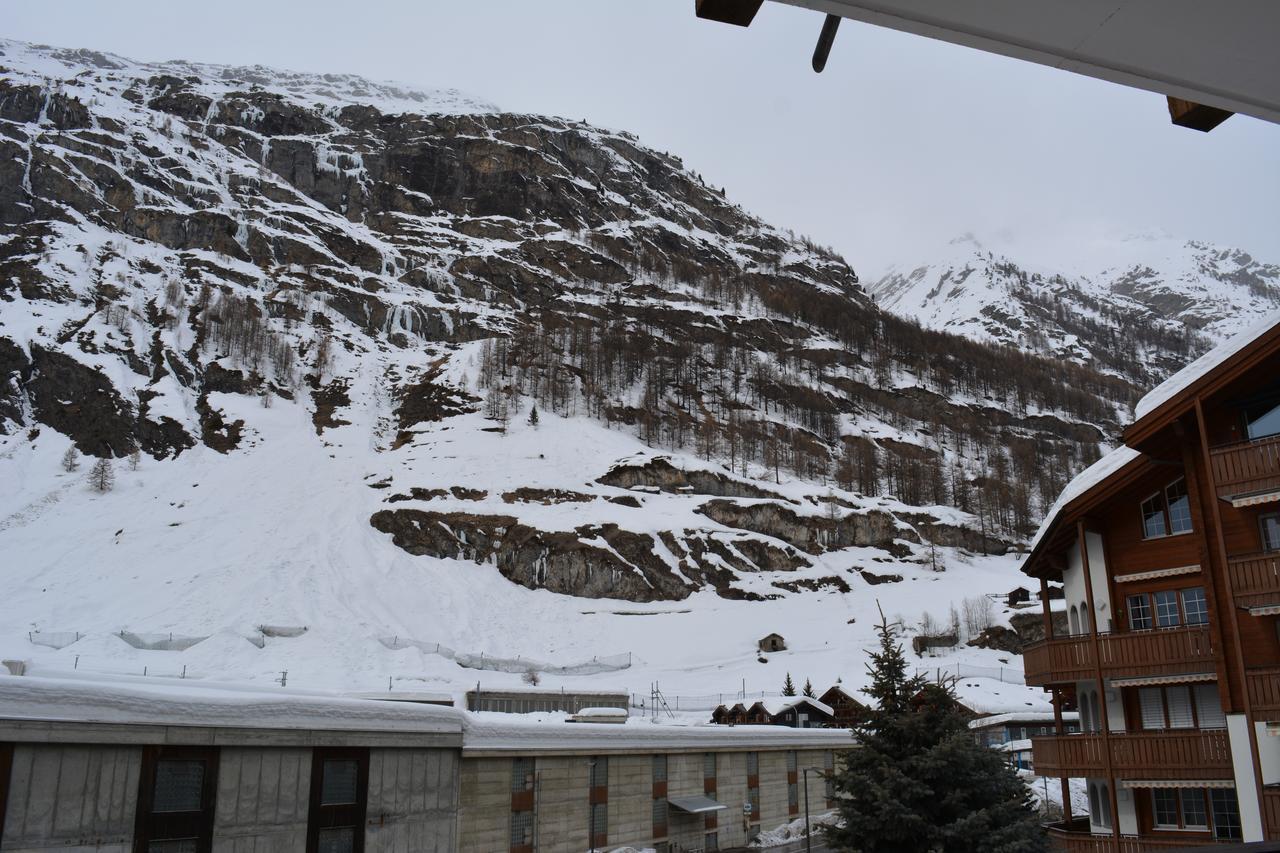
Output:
825,611,1046,853
782,672,797,697
803,678,816,698
528,404,539,427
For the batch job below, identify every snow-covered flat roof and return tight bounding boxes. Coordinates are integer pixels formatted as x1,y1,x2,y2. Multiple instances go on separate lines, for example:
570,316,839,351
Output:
461,712,853,755
968,711,1078,730
1134,308,1280,421
0,675,464,739
0,676,852,755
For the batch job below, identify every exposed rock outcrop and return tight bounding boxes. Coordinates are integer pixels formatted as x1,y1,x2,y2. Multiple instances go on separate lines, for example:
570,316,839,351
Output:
697,499,914,557
598,457,784,500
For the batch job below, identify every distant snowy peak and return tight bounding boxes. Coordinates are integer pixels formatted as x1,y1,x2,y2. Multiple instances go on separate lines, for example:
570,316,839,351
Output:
871,235,1280,387
0,38,497,117
1088,239,1280,340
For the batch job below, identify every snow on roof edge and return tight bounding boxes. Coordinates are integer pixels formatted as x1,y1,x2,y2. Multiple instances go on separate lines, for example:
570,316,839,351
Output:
1026,445,1143,554
0,675,464,733
968,711,1078,729
1133,308,1280,421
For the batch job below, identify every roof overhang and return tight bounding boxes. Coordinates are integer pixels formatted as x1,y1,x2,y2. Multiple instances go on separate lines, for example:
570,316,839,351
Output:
1124,318,1280,448
1021,453,1153,580
766,1,1280,128
669,794,729,814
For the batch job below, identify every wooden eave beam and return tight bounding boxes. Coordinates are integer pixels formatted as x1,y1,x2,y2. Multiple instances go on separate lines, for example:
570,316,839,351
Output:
695,0,764,27
1168,96,1234,132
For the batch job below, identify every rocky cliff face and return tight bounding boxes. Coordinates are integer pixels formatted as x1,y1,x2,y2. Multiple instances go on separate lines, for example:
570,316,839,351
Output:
1,39,1133,605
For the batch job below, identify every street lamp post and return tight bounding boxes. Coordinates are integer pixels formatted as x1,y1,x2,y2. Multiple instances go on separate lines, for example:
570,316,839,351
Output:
802,767,813,853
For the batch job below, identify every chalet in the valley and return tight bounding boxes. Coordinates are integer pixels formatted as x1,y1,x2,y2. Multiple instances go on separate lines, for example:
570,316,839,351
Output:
770,697,836,729
819,685,869,727
1021,311,1280,847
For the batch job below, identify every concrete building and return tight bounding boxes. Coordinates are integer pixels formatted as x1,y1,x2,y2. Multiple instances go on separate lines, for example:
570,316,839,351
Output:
0,675,850,853
459,714,846,852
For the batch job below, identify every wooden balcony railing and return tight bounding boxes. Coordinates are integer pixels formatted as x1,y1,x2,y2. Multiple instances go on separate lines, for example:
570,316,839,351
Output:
1247,665,1280,722
1032,730,1233,780
1264,788,1280,842
1023,625,1216,687
1046,820,1229,852
1210,433,1280,501
1228,551,1280,607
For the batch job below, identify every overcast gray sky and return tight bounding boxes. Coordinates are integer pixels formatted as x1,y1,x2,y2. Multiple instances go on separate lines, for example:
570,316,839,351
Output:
6,0,1279,277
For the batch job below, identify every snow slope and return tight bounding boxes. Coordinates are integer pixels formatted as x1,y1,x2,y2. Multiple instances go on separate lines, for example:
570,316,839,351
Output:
0,385,1039,711
0,39,1071,716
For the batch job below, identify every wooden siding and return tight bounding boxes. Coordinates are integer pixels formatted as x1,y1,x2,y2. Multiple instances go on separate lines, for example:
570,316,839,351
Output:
1246,666,1280,721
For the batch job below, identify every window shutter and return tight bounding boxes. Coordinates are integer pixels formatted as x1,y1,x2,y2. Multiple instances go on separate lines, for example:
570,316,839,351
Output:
1166,686,1194,729
1139,688,1165,730
1194,684,1226,729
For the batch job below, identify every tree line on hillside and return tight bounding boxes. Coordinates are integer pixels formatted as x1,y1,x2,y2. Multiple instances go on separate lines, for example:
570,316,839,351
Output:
473,294,1128,538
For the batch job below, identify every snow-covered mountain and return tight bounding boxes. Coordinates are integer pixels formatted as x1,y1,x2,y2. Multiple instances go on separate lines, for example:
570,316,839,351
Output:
871,233,1280,386
0,40,1122,705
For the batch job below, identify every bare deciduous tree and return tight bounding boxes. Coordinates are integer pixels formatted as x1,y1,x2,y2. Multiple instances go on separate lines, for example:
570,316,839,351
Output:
88,457,115,493
961,595,994,639
61,447,79,472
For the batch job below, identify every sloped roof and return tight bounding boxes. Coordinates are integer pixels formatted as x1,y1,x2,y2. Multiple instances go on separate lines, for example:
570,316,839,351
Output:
1026,309,1280,575
1128,308,1280,433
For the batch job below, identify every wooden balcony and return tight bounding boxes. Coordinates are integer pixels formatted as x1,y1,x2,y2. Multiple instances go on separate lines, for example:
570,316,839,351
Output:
1023,626,1217,687
1248,666,1280,722
1228,551,1280,607
1046,820,1229,852
1210,434,1280,503
1265,788,1280,841
1032,730,1233,780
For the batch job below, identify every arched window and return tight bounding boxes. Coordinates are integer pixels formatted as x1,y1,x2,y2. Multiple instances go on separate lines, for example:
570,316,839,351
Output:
1099,783,1112,827
1080,605,1091,635
1070,606,1080,635
1088,783,1100,822
1091,692,1103,733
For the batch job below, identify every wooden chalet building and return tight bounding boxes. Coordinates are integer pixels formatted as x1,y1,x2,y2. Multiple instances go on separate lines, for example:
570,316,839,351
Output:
819,685,868,727
1021,311,1280,849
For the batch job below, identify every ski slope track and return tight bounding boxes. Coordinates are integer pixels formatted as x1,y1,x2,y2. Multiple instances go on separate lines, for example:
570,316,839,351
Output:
0,39,1164,712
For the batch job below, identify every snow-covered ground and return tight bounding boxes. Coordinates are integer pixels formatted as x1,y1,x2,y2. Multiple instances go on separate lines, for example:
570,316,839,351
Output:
0,383,1038,713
